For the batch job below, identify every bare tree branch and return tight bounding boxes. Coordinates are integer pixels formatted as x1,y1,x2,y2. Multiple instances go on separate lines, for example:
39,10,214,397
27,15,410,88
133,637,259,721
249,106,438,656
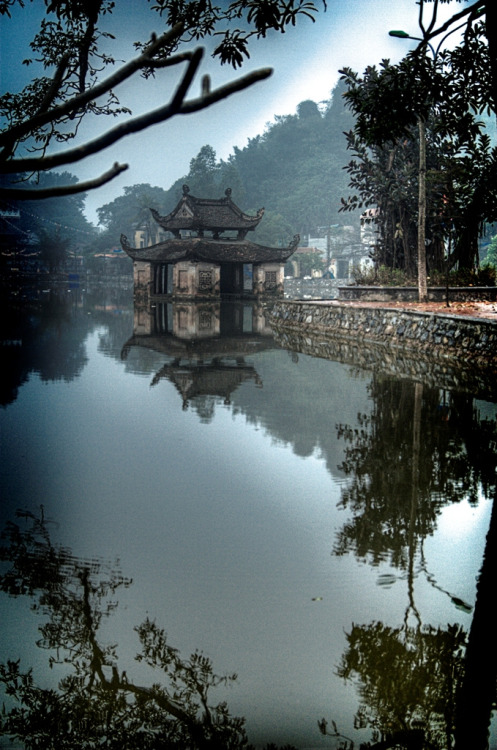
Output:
0,162,128,199
178,66,272,113
423,0,485,43
2,63,273,174
0,22,186,150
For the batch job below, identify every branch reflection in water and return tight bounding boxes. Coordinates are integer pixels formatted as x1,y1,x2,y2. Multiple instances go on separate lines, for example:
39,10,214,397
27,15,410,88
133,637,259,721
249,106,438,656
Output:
1,292,496,749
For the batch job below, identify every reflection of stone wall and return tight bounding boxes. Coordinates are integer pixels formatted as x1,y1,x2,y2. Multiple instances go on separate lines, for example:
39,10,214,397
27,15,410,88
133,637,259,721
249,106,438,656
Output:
270,328,497,402
266,300,497,367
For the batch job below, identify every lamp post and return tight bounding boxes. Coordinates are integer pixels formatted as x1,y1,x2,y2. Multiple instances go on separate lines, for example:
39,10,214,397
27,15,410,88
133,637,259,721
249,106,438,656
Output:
389,29,434,303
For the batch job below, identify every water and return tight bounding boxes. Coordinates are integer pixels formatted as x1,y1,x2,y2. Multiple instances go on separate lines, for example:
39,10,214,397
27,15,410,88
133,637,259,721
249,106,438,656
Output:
1,286,496,749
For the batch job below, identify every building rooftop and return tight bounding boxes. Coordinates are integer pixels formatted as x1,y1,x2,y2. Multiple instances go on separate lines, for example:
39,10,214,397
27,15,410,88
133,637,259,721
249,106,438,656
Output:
150,185,264,238
121,234,299,264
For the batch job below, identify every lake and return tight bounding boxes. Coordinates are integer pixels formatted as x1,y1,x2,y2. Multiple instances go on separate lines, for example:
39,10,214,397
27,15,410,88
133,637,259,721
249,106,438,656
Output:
1,284,496,749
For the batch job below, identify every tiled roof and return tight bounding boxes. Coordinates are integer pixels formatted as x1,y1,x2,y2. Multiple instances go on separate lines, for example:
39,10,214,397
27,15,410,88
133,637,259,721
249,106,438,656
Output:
121,234,299,264
150,186,264,234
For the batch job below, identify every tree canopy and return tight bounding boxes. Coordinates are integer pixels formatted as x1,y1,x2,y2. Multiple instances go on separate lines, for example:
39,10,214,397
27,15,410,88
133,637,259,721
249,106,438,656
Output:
339,0,497,276
0,0,325,200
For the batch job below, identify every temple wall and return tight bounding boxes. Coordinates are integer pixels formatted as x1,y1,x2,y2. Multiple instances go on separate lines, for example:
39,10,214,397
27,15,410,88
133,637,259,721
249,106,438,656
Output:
253,264,285,296
172,261,220,298
133,261,153,302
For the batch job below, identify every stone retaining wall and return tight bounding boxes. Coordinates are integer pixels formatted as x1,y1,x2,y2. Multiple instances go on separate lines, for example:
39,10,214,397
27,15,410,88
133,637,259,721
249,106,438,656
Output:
266,300,497,367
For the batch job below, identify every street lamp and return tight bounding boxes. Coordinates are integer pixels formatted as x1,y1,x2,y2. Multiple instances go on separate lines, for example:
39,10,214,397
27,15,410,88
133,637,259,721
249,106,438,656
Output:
389,29,436,57
389,28,433,303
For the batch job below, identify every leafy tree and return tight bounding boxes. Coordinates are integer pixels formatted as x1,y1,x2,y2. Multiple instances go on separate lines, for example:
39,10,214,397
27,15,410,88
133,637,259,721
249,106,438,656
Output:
2,171,97,257
482,234,497,267
227,81,357,237
252,210,294,247
339,0,497,297
288,250,325,277
97,184,170,242
186,145,220,198
0,0,324,200
0,509,248,749
37,228,71,272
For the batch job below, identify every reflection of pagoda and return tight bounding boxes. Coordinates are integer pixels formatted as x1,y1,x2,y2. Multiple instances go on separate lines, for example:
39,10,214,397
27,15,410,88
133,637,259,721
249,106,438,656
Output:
121,185,298,299
151,358,262,411
121,300,277,416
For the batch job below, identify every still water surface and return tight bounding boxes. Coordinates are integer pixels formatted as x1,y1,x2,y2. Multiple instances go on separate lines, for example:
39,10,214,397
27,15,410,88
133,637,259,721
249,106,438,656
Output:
1,287,496,749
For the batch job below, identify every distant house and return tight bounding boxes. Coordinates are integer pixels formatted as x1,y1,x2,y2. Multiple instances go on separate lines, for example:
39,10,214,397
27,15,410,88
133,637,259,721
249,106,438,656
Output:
121,185,299,299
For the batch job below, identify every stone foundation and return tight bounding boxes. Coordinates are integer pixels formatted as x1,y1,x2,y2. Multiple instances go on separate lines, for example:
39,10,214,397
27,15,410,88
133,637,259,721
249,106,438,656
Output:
265,300,497,367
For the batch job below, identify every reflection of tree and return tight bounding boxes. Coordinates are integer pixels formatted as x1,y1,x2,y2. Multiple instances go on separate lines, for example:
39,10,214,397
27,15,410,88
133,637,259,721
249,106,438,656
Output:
1,289,134,406
331,496,497,750
335,621,466,750
334,377,497,568
0,293,88,405
0,509,248,749
454,489,497,750
330,376,497,749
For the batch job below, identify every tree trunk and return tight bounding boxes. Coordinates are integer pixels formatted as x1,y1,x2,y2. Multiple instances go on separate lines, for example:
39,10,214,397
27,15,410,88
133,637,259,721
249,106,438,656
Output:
417,118,428,302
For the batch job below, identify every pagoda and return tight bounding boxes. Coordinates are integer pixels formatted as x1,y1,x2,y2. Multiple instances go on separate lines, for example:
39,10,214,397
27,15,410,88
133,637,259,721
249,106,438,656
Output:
121,185,298,299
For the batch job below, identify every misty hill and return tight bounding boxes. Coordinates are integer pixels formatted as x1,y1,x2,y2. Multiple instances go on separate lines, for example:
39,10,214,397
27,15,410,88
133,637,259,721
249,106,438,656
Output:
164,80,357,243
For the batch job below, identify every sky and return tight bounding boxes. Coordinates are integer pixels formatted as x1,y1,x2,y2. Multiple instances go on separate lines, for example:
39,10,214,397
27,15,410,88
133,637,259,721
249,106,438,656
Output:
1,0,465,225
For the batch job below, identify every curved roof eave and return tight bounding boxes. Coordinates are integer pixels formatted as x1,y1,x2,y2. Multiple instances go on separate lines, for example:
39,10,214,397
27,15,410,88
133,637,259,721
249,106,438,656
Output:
120,234,299,264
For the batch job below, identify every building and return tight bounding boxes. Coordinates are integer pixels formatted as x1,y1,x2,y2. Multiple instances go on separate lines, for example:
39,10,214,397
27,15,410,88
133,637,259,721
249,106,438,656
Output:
121,185,299,299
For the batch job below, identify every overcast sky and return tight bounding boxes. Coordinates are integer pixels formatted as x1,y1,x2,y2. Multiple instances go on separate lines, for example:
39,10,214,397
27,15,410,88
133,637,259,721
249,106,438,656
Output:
1,0,464,224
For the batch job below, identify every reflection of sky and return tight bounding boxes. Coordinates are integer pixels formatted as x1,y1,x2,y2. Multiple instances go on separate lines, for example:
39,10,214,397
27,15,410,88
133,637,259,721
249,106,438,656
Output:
1,0,463,222
1,324,493,748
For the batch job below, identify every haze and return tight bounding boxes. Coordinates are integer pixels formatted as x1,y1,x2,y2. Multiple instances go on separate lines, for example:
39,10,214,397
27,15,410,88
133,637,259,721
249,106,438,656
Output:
0,0,464,223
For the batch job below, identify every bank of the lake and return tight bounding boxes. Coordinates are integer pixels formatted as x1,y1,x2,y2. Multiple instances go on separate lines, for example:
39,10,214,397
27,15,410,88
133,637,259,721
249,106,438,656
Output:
266,298,497,368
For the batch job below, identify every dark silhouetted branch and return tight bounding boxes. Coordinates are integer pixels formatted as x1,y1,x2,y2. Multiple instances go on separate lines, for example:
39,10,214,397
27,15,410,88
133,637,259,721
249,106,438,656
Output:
2,64,272,174
0,162,128,200
0,22,186,150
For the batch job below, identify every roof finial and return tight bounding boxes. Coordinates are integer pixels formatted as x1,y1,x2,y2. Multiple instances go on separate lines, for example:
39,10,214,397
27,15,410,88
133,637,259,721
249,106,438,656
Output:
182,184,190,195
225,187,232,198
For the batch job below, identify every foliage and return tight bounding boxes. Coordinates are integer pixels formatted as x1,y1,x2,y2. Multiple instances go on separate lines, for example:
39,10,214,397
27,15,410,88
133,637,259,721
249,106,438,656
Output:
90,80,357,247
0,508,249,749
429,265,496,287
144,80,358,240
37,228,71,272
351,262,497,287
351,264,417,287
339,3,497,274
5,171,98,256
0,0,325,200
482,234,497,268
97,183,171,241
287,251,325,277
336,621,467,749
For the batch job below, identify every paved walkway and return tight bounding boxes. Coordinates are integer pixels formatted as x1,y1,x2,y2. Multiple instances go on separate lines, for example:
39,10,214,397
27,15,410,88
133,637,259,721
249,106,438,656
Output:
303,299,497,321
